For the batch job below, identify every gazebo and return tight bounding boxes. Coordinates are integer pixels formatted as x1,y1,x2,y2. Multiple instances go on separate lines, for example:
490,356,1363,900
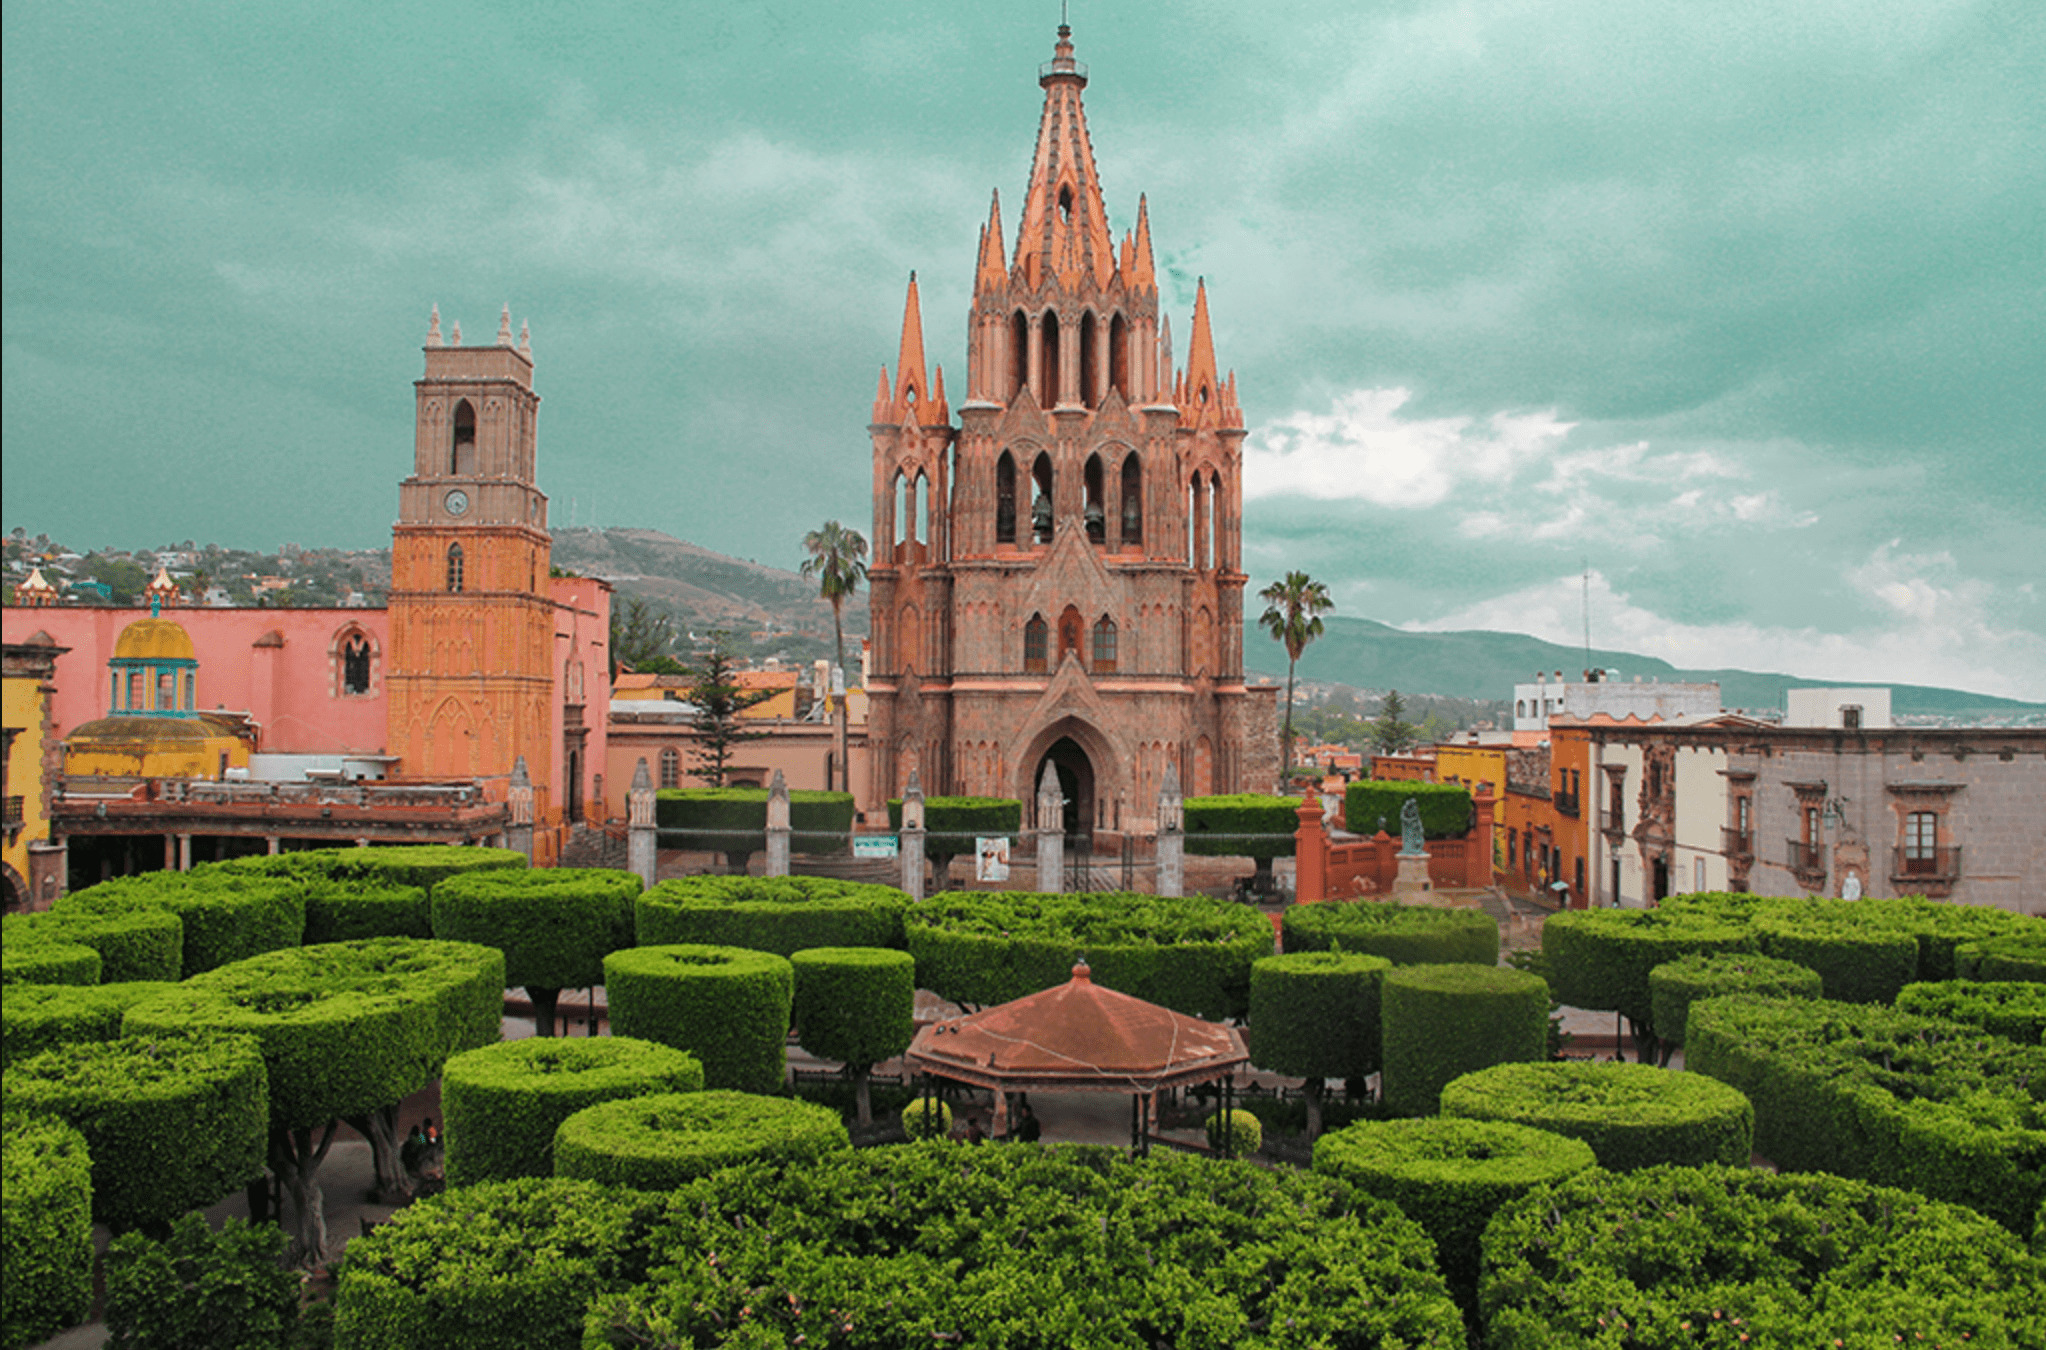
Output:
903,962,1252,1154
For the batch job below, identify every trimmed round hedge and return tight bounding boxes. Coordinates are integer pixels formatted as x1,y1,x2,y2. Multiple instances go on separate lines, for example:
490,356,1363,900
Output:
604,944,793,1094
1752,908,1921,1004
1183,793,1304,862
790,947,915,1070
1479,1165,2046,1344
2,981,178,1070
1647,951,1822,1048
1896,979,2046,1045
204,843,528,893
1440,1060,1754,1170
554,1089,849,1189
56,872,305,975
124,938,504,1131
901,1098,953,1139
1313,1116,1596,1294
1958,930,2046,983
432,867,640,991
904,890,1275,1019
441,1036,704,1186
637,875,908,955
1381,963,1549,1117
1541,906,1752,1046
1343,781,1474,840
1281,900,1500,966
1248,950,1392,1081
334,1177,660,1350
1204,1108,1263,1156
2,1031,268,1232
296,881,431,944
4,906,183,983
0,940,99,988
1,1111,94,1350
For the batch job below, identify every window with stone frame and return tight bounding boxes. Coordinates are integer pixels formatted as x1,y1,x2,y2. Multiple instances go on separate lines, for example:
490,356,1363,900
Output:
1091,616,1118,673
659,747,680,790
1023,614,1048,674
341,633,373,696
446,544,465,593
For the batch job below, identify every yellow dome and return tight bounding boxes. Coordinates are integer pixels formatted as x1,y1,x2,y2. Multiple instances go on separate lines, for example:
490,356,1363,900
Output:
113,617,196,662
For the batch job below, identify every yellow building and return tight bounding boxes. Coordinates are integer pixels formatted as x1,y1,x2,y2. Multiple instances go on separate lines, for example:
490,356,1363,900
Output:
1434,743,1509,878
4,636,67,909
63,614,250,782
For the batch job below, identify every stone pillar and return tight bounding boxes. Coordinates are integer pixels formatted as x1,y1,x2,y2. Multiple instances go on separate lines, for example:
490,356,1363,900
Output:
1036,762,1064,895
176,834,192,872
765,769,792,878
1293,786,1326,904
900,768,926,901
1471,783,1498,890
627,757,657,888
506,755,535,862
265,836,281,856
1155,760,1184,897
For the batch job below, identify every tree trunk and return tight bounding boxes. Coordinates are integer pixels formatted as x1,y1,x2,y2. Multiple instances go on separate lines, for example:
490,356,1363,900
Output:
345,1103,412,1203
725,850,754,876
271,1122,338,1268
1282,658,1298,774
1627,1016,1658,1065
853,1065,874,1127
1304,1077,1324,1142
528,986,562,1037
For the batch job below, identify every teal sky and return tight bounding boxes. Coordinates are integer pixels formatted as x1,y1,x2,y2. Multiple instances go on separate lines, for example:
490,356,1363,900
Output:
5,1,2042,698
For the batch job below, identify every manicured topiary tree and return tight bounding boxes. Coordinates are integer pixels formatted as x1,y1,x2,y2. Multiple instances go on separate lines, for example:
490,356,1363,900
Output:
1752,907,1921,1004
1541,907,1752,1060
605,944,793,1094
1343,781,1474,839
901,1099,953,1140
554,1090,850,1189
1314,1116,1595,1300
1281,900,1499,966
2,1031,268,1234
0,940,99,988
1440,1060,1754,1170
1647,951,1822,1050
790,947,915,1126
1204,1108,1263,1158
1381,963,1548,1117
334,1178,661,1350
1184,794,1304,895
1,1111,93,1350
295,881,432,944
638,874,909,955
1247,950,1392,1139
124,938,505,1261
440,1037,704,1186
104,1214,302,1350
432,867,640,1036
4,906,183,983
887,795,1022,888
2,981,178,1069
203,843,527,892
654,787,856,871
1958,930,2046,983
56,871,305,976
1896,979,2046,1045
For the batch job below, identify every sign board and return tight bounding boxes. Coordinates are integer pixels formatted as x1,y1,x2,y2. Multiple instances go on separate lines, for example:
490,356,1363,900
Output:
852,834,898,859
975,836,1011,883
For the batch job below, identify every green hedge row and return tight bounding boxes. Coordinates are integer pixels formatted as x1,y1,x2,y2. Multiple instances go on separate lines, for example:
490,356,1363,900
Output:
1314,1116,1595,1297
638,875,907,955
1751,907,1926,1004
4,906,182,983
1479,1165,2046,1344
553,1090,849,1189
440,1037,704,1187
1183,794,1303,861
1540,907,1752,1047
904,891,1275,1020
1895,979,2046,1046
1281,900,1499,966
604,945,793,1095
1,1111,94,1350
2,1031,268,1233
1665,891,2041,986
432,867,640,991
204,844,526,892
0,941,99,988
885,795,1022,862
1381,964,1549,1117
1,981,178,1070
1247,950,1391,1082
1646,951,1822,1049
1686,994,2046,1233
789,947,916,1073
654,787,855,855
1959,930,2046,983
298,881,432,944
1440,1060,1754,1171
1343,781,1474,839
56,872,305,976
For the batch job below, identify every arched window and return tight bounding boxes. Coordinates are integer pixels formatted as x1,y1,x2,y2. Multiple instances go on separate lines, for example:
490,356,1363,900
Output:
1516,699,1526,719
446,543,465,593
451,399,476,475
1109,313,1129,400
1079,312,1099,407
995,452,1017,544
1040,311,1060,407
1186,479,1198,566
157,669,175,710
127,669,143,710
1120,452,1143,548
1031,453,1055,544
893,471,909,546
182,670,195,710
1010,310,1029,401
343,634,372,696
1091,616,1118,673
1023,614,1048,673
1083,454,1105,544
659,747,681,790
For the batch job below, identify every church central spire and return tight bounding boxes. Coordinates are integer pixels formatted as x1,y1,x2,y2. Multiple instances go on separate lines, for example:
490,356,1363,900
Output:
1013,25,1116,292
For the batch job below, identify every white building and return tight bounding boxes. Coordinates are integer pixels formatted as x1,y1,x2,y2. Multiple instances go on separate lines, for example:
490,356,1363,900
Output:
1513,672,1721,735
1783,687,1891,730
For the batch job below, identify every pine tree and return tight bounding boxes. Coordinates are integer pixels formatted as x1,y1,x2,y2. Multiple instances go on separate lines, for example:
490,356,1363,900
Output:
1372,689,1418,754
684,633,774,786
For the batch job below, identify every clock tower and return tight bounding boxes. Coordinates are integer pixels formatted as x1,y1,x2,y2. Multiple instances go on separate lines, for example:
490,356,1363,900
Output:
387,306,556,798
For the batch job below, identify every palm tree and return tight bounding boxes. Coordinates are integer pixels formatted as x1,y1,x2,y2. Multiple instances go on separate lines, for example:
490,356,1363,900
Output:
801,521,869,792
1257,572,1334,776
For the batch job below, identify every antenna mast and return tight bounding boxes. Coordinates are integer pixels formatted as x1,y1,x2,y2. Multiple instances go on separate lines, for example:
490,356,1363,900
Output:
1581,560,1592,679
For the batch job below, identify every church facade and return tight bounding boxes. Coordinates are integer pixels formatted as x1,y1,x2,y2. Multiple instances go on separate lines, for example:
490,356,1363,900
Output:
865,27,1278,834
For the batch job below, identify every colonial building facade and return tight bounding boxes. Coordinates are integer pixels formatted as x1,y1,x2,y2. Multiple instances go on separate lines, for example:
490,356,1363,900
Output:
864,27,1278,834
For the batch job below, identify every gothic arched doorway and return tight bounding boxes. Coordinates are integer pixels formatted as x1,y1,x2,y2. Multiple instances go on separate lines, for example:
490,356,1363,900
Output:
1035,736,1094,837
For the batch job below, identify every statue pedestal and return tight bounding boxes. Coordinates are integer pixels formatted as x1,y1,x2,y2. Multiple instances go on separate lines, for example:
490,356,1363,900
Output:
1391,852,1431,899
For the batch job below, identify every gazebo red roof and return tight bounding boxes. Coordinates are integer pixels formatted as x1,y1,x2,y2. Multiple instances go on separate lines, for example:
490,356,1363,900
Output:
904,962,1249,1094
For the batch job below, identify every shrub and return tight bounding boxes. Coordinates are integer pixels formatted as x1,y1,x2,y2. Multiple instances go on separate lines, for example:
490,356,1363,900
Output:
790,947,915,1126
1247,951,1391,1138
1752,907,1921,1004
57,872,305,975
1479,1165,2046,1345
1281,900,1499,966
637,875,907,955
1313,1116,1595,1297
1381,963,1549,1116
334,1178,660,1350
2,981,178,1070
555,1090,850,1189
1183,793,1302,863
1203,1108,1263,1156
1958,930,2046,983
654,787,855,858
440,1037,703,1186
1,1111,93,1350
1440,1060,1753,1170
584,1146,1463,1345
1540,907,1752,1054
886,795,1022,871
0,940,99,988
1343,780,1473,839
2,1032,268,1233
1647,951,1822,1048
4,906,183,983
104,1213,301,1350
604,944,793,1094
1687,994,2046,1233
900,1098,953,1140
904,891,1274,1019
297,881,432,944
1896,979,2046,1045
203,844,527,893
433,868,639,1035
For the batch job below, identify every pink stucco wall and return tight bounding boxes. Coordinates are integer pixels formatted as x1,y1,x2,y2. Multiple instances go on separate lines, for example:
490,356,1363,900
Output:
548,576,611,821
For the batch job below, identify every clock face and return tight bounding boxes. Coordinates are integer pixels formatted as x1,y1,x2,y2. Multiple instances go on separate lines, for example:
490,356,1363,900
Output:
444,489,470,517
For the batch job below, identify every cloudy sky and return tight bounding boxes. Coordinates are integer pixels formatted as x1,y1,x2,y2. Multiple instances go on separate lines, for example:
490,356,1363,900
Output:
5,2,2041,698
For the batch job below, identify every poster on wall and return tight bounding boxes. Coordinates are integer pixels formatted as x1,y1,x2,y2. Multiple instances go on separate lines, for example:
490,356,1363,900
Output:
853,835,899,859
975,836,1011,883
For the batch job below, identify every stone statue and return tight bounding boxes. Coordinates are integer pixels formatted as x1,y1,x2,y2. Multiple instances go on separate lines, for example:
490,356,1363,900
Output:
1399,797,1425,856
